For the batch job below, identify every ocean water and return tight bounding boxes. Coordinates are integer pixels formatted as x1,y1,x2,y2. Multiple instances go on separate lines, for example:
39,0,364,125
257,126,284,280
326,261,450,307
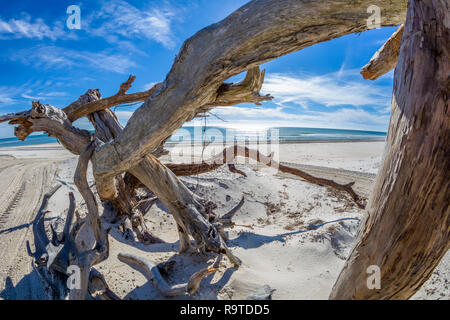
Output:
168,126,386,143
0,134,58,148
0,127,386,148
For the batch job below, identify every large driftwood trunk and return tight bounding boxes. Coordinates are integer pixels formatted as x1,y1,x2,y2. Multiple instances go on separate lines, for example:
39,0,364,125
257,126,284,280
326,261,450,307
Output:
92,0,406,178
330,0,450,300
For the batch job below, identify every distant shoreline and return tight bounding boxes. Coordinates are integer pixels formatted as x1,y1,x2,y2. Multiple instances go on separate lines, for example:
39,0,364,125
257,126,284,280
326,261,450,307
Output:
0,138,386,150
0,126,386,148
164,137,386,145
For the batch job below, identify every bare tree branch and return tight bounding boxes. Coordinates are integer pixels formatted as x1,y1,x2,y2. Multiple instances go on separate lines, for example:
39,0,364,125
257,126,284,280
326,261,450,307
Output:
70,140,110,300
1,101,91,153
63,78,161,123
118,253,217,297
27,184,62,264
361,24,404,80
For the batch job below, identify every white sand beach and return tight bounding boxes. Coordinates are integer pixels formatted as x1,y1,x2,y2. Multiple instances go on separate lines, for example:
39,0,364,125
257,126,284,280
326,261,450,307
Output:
0,141,448,300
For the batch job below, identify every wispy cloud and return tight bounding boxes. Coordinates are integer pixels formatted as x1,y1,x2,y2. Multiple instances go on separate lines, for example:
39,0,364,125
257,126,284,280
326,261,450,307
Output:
0,80,69,112
90,0,177,49
10,45,136,74
142,82,158,91
202,66,394,131
0,89,17,104
0,1,177,48
115,110,135,126
207,106,390,132
0,14,67,40
0,84,30,106
112,103,391,132
262,70,392,109
21,91,68,100
109,68,393,132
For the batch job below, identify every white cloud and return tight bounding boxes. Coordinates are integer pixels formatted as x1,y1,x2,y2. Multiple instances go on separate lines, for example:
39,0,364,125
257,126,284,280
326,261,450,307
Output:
0,80,69,113
111,104,390,132
11,45,136,74
0,85,29,105
262,70,392,109
0,15,67,40
114,110,135,126
100,68,393,132
21,91,68,100
92,0,177,49
206,106,390,132
0,90,17,104
142,82,158,91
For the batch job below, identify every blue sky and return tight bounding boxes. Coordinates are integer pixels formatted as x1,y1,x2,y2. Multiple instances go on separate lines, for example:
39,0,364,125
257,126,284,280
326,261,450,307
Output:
0,0,398,138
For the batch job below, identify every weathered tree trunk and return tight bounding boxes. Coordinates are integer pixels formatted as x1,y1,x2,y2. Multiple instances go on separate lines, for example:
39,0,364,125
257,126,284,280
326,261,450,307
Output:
70,141,110,300
91,0,407,178
330,0,450,299
130,155,241,266
89,108,166,244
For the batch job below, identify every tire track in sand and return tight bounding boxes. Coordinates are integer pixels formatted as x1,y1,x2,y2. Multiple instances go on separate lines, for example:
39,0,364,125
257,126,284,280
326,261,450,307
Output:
0,158,57,299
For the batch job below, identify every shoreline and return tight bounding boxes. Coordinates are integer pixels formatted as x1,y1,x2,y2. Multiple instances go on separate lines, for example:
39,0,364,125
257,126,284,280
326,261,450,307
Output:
0,140,387,174
0,137,386,150
164,138,386,145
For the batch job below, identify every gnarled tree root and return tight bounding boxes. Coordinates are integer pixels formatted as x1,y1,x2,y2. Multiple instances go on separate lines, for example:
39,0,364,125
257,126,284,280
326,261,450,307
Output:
118,253,217,297
27,176,118,300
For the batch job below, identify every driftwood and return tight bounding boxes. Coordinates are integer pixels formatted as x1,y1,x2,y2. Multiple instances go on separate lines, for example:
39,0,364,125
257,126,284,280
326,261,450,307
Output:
120,216,135,242
27,186,74,299
88,268,121,300
27,184,62,263
330,0,449,299
76,89,243,261
118,253,217,297
130,155,242,266
63,79,161,123
69,140,111,300
28,184,116,300
1,1,407,266
166,146,366,208
91,0,406,178
361,24,404,80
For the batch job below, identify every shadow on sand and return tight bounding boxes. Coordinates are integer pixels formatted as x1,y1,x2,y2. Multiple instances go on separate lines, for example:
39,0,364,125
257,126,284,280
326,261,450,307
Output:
0,268,46,300
228,217,360,249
